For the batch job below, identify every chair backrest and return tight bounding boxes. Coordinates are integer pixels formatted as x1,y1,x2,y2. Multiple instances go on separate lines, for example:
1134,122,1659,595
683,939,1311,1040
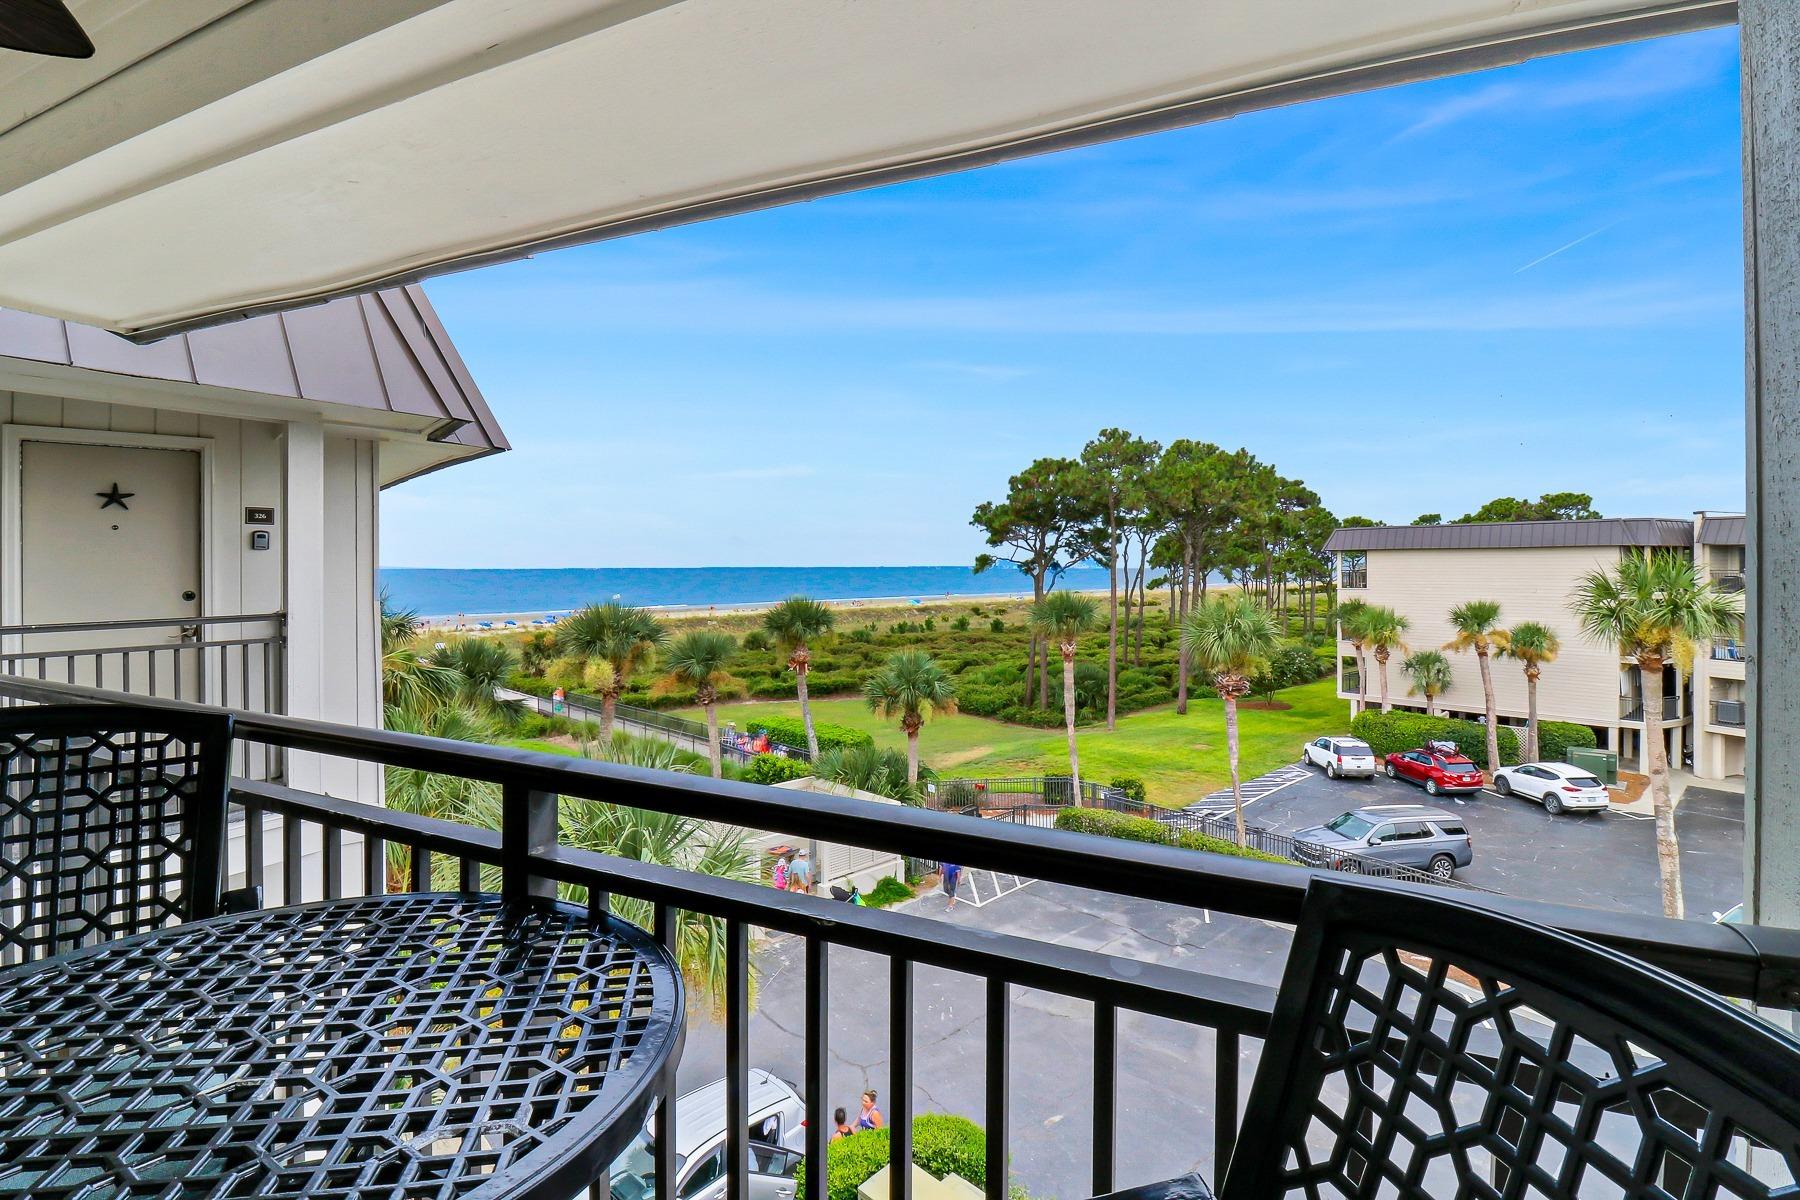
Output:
1223,878,1800,1200
0,704,233,965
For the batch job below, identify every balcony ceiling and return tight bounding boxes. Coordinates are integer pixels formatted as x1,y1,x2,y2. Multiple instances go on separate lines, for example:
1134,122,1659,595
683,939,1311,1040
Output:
0,0,1732,341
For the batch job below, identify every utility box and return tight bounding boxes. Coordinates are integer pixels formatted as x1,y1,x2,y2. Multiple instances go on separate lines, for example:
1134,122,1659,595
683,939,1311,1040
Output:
1569,747,1619,787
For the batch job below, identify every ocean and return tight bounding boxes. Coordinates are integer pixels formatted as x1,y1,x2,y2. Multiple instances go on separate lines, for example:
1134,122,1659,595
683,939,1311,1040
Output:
379,565,1118,619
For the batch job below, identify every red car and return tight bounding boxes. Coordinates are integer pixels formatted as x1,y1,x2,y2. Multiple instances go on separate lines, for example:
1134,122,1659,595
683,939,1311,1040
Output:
1384,744,1485,796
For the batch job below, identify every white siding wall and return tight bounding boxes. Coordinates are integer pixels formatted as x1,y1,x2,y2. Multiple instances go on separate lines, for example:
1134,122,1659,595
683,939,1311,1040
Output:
1339,545,1633,728
0,390,384,800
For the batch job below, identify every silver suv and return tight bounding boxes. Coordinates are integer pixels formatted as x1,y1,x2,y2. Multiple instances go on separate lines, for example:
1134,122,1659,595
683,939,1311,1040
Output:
610,1070,806,1200
1292,804,1474,879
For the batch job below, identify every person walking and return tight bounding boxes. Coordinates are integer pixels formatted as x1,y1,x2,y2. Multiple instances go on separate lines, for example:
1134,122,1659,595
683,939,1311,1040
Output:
941,862,963,909
771,852,790,891
855,1090,884,1131
831,1108,854,1141
788,849,813,894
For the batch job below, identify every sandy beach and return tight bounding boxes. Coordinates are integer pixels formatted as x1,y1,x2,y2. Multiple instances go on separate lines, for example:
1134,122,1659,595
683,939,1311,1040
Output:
418,589,1086,632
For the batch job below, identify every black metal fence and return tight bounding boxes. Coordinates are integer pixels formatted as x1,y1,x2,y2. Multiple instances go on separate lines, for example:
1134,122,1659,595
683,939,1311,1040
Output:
0,675,1794,1200
505,688,810,764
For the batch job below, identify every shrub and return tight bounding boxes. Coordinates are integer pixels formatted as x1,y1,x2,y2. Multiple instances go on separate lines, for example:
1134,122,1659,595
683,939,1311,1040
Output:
1268,643,1330,688
864,876,915,907
797,1114,989,1200
849,628,874,643
1538,720,1599,762
989,618,1006,633
741,630,772,653
1109,776,1147,804
951,616,971,632
1172,830,1291,865
923,618,935,632
745,754,812,785
750,717,874,754
1053,807,1171,844
1350,710,1520,767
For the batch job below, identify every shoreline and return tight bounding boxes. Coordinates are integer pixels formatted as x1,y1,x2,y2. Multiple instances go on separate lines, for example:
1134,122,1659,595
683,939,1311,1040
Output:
418,589,1097,630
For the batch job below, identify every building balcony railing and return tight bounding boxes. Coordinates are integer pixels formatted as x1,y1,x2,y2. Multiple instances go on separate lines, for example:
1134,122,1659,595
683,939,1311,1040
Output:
0,612,284,777
1713,571,1746,594
1711,636,1749,662
1711,698,1748,728
1621,694,1682,722
1,673,1796,1200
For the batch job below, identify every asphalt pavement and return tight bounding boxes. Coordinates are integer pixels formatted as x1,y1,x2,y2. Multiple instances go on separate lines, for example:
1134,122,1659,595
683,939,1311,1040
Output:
666,760,1745,1199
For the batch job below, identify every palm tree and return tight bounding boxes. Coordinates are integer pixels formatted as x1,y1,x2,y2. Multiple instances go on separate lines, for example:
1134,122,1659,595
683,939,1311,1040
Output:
382,700,503,889
1029,591,1102,792
655,631,739,778
1333,599,1371,713
1570,552,1740,918
1444,600,1509,776
862,651,957,784
763,597,835,758
813,744,923,805
429,637,519,710
1360,605,1409,712
554,602,667,739
1400,650,1452,716
380,591,463,713
1182,594,1281,846
1503,622,1561,763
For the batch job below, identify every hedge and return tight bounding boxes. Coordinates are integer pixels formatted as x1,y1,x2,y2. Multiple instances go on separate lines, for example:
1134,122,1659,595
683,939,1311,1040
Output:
745,717,873,754
1350,710,1520,768
1172,829,1290,865
1053,807,1290,865
744,754,812,785
796,1114,986,1200
1539,720,1599,762
1053,808,1169,844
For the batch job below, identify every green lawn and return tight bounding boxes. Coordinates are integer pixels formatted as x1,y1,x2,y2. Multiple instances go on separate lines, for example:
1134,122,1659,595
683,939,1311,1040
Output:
681,677,1349,807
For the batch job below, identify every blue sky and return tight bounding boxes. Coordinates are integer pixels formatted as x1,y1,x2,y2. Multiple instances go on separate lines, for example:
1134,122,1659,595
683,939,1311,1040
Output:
390,26,1745,568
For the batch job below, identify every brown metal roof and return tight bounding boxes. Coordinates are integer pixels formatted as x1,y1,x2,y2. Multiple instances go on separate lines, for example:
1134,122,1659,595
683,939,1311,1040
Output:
1697,515,1745,545
0,285,506,485
1326,519,1694,552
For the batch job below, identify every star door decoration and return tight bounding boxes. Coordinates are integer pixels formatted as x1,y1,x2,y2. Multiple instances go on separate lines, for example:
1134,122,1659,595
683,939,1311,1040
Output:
96,482,134,510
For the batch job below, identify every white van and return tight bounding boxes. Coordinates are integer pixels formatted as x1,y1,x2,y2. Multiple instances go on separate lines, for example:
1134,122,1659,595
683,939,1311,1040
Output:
609,1070,808,1200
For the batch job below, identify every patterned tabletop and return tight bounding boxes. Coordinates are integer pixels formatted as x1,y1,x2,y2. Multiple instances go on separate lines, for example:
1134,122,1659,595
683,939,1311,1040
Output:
0,892,683,1200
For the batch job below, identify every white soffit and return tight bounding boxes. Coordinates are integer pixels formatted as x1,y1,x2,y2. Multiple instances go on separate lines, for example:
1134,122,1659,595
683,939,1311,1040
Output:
0,0,1732,341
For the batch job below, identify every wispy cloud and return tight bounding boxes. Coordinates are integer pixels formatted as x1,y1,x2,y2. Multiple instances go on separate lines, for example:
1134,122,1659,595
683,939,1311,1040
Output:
691,465,817,482
1514,220,1623,273
1391,31,1734,141
914,360,1035,380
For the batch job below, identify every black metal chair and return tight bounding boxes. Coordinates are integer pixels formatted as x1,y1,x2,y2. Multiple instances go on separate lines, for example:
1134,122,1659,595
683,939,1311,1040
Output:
1098,877,1800,1200
0,703,235,965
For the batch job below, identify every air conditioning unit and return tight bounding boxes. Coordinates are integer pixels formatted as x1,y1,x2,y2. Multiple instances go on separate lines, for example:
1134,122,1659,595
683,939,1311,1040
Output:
1715,699,1746,725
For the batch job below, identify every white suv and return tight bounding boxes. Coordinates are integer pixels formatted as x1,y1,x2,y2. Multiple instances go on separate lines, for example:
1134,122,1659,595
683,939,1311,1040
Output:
609,1070,807,1200
1492,762,1610,814
1302,736,1379,779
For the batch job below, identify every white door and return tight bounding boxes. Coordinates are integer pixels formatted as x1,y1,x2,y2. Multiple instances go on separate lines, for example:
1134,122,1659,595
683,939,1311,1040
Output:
18,440,203,699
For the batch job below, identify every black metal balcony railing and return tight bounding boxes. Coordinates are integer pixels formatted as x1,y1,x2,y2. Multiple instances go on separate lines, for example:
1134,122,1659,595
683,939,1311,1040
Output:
1714,571,1746,594
0,673,1797,1200
1712,636,1749,662
1621,694,1682,722
0,613,283,778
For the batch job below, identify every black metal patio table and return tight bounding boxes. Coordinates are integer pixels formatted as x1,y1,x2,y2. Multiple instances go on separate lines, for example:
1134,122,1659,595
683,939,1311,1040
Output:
0,891,684,1200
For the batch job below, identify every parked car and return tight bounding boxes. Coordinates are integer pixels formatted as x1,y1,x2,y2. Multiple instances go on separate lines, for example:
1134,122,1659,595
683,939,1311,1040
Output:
1384,743,1486,796
1301,736,1379,779
1292,804,1474,879
1491,761,1610,814
610,1069,806,1200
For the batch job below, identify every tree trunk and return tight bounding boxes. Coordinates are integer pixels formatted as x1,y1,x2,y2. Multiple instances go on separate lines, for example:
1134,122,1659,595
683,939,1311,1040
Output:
1035,578,1050,710
796,658,818,759
1352,646,1367,715
1524,666,1540,763
906,726,920,785
1063,647,1080,792
1224,688,1246,847
1375,646,1392,713
600,692,617,742
1106,529,1119,731
704,698,721,779
1640,653,1684,918
1477,647,1500,775
1176,552,1192,715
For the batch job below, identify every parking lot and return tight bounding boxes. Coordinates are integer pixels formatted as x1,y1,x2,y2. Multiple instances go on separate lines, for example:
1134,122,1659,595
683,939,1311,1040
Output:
1218,758,1744,918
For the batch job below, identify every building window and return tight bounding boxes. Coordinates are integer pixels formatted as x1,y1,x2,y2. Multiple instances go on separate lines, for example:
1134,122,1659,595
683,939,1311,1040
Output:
1340,552,1367,590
